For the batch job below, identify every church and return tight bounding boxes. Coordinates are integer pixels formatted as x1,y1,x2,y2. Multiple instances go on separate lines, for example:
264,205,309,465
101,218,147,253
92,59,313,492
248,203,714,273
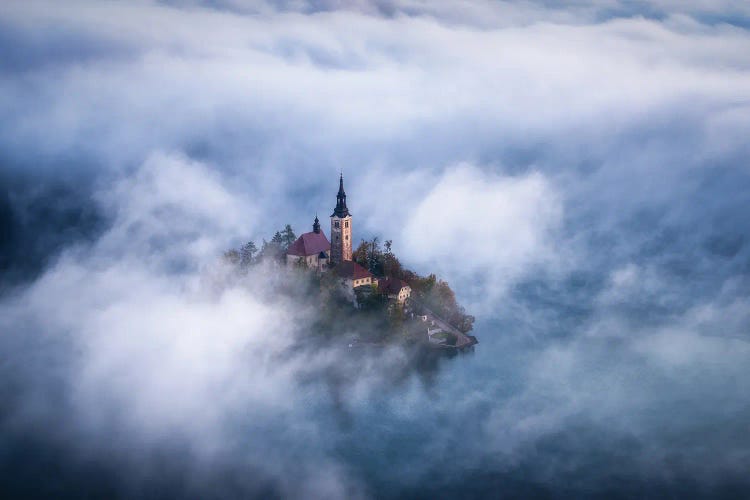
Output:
286,174,412,302
284,215,330,271
286,175,373,283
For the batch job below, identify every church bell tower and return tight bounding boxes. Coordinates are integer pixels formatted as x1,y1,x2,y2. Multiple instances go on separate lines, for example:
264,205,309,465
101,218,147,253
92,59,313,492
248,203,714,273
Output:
330,173,352,264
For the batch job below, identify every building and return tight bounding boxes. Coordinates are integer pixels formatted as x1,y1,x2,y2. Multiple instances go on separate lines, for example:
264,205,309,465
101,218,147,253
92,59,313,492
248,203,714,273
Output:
378,277,412,304
285,175,415,301
334,260,374,289
330,173,352,265
286,216,330,271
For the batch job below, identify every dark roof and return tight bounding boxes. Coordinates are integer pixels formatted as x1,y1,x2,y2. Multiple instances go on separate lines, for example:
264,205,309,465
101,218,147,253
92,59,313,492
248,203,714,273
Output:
379,277,409,295
287,231,331,257
334,260,372,280
331,173,350,218
312,215,321,233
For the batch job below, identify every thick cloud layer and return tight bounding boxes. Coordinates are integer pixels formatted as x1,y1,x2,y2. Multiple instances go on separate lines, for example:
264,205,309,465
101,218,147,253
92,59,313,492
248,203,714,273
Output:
1,1,750,498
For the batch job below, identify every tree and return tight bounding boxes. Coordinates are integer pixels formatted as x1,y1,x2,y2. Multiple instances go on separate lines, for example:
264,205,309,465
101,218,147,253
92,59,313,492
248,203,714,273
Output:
258,238,281,261
382,242,402,277
240,241,257,266
281,224,296,250
411,273,437,295
388,301,406,331
434,280,456,312
353,240,369,268
401,268,419,284
366,237,384,276
457,312,475,333
223,249,240,265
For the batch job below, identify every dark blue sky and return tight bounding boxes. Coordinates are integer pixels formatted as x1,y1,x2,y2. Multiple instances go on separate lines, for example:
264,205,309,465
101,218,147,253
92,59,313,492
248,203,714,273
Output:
1,1,749,498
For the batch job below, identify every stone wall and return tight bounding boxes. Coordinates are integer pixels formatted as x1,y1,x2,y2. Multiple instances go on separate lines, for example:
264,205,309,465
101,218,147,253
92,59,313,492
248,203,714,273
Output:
330,214,352,263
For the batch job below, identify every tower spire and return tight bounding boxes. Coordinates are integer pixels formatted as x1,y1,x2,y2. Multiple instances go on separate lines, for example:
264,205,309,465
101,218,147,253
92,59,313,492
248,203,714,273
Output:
313,214,320,233
330,173,352,264
331,172,350,217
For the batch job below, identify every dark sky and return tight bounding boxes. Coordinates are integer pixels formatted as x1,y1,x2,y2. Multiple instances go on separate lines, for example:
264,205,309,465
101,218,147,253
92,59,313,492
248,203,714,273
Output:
1,1,750,498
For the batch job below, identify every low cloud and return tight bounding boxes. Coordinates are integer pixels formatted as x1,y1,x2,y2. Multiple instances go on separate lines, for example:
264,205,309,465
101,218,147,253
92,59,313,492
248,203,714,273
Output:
400,164,563,308
0,156,393,497
1,0,750,498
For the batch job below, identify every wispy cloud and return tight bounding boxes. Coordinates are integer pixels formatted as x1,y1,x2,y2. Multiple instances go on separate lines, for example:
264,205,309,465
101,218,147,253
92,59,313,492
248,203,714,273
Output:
1,0,750,497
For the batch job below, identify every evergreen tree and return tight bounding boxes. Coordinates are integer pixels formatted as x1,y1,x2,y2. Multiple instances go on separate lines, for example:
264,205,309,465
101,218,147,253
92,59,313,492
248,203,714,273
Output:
223,249,240,265
258,238,281,261
240,241,258,266
281,224,296,250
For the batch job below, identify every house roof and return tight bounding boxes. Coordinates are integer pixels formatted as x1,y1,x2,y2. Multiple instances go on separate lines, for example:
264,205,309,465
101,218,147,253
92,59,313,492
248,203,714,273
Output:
287,231,331,257
334,260,372,280
379,277,410,295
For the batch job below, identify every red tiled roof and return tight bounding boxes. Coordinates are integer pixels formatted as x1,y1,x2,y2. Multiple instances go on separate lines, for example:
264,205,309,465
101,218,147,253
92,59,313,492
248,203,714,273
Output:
334,260,372,280
379,277,409,294
287,231,331,257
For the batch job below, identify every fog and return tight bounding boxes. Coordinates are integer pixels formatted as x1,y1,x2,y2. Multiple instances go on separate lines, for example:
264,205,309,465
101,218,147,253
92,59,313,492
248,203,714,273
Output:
1,1,749,498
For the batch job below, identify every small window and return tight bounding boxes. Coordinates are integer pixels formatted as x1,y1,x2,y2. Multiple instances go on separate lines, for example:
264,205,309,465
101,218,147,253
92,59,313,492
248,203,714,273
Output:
345,221,349,228
345,235,348,240
335,221,340,228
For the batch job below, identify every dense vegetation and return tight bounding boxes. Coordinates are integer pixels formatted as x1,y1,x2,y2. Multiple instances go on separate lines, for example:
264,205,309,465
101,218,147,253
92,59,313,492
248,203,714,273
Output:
224,225,475,343
223,224,297,265
352,237,475,334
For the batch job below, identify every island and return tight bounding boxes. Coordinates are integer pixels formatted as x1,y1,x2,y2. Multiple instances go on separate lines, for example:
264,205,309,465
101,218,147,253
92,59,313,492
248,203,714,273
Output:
223,174,477,351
